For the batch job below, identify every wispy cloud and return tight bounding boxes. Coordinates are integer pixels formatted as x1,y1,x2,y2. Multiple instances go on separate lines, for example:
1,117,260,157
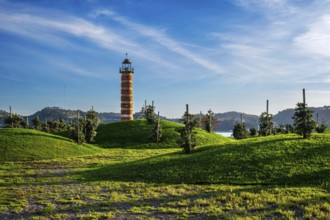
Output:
294,15,330,58
93,9,224,75
0,2,225,82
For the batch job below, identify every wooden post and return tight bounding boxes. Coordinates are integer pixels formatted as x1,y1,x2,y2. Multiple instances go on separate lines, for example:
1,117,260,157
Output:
302,88,306,138
209,110,212,132
77,110,80,143
9,106,13,128
200,111,202,129
157,111,160,141
303,88,306,106
144,100,147,116
186,104,191,151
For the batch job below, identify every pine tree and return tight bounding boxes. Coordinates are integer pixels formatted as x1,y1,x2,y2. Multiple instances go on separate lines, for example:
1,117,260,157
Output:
233,123,249,139
4,113,23,128
142,103,155,124
316,120,328,133
32,117,41,130
204,109,216,132
176,104,198,153
85,107,100,143
292,102,316,138
259,112,273,136
71,111,85,144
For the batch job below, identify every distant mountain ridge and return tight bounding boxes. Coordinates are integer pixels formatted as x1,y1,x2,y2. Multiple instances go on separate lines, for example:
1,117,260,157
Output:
1,106,330,131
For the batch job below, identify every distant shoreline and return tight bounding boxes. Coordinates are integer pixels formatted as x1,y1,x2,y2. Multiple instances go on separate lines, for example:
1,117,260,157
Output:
215,132,232,137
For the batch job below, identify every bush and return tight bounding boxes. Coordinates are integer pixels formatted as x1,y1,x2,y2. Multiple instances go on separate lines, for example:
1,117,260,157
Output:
316,121,328,133
233,123,249,139
249,128,258,137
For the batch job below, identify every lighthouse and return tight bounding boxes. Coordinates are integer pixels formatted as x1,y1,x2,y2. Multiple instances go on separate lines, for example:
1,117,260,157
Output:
119,55,134,121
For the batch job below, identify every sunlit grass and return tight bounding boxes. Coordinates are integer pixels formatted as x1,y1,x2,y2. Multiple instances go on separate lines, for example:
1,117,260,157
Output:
0,122,329,219
0,128,102,161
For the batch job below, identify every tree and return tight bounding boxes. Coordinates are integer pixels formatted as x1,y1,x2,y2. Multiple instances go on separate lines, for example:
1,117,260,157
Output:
72,119,85,144
316,120,328,133
85,107,100,143
292,102,316,139
71,111,85,144
150,112,162,142
233,123,249,139
204,109,216,133
276,124,287,134
4,114,23,128
249,128,258,137
32,117,42,130
142,103,155,124
177,104,198,153
259,112,274,136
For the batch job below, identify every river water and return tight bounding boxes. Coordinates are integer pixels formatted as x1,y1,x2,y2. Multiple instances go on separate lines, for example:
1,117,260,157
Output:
215,132,232,138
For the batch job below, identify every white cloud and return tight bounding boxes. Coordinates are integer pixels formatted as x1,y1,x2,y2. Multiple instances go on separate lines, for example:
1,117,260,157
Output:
94,9,224,75
294,15,330,58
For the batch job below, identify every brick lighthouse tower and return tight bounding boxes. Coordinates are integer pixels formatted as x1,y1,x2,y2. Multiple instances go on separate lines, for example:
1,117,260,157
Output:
119,54,134,121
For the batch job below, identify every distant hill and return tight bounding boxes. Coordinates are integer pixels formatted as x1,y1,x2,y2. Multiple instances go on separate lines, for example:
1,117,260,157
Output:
0,109,9,127
27,107,140,124
1,106,329,131
213,111,259,131
273,106,330,126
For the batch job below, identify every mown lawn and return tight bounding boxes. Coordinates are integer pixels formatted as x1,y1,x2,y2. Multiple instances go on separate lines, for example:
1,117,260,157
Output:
0,122,329,219
0,146,329,219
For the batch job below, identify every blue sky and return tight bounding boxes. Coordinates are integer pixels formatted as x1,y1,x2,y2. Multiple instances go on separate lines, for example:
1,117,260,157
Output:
1,0,330,118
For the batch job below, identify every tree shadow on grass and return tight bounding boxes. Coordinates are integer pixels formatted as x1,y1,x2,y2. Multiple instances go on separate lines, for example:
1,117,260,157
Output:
80,136,330,187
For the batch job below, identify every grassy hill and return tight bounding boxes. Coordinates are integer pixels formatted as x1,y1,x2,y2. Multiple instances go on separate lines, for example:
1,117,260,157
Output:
0,128,102,162
95,119,233,149
89,133,330,187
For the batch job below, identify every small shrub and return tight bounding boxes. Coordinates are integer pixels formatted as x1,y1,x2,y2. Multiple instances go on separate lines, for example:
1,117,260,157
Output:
233,123,249,139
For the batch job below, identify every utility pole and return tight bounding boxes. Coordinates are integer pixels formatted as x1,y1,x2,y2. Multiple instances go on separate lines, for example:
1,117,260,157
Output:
303,88,306,137
303,88,306,106
9,106,13,128
186,104,191,151
77,110,80,143
156,111,160,141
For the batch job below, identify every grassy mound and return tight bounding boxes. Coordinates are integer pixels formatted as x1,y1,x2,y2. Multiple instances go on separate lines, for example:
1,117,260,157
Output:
0,128,102,161
89,133,330,187
95,119,232,148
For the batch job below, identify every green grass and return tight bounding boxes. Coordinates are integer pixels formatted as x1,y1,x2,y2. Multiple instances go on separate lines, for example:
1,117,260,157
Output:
0,128,102,161
0,121,329,219
88,133,330,187
95,119,232,149
0,149,329,219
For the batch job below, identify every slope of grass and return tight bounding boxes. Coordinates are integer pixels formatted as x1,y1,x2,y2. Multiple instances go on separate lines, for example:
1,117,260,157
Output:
95,119,233,149
89,133,330,187
0,128,102,162
1,152,329,219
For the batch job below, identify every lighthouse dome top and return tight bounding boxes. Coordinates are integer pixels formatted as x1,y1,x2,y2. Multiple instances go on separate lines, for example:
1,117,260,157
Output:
123,58,131,64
